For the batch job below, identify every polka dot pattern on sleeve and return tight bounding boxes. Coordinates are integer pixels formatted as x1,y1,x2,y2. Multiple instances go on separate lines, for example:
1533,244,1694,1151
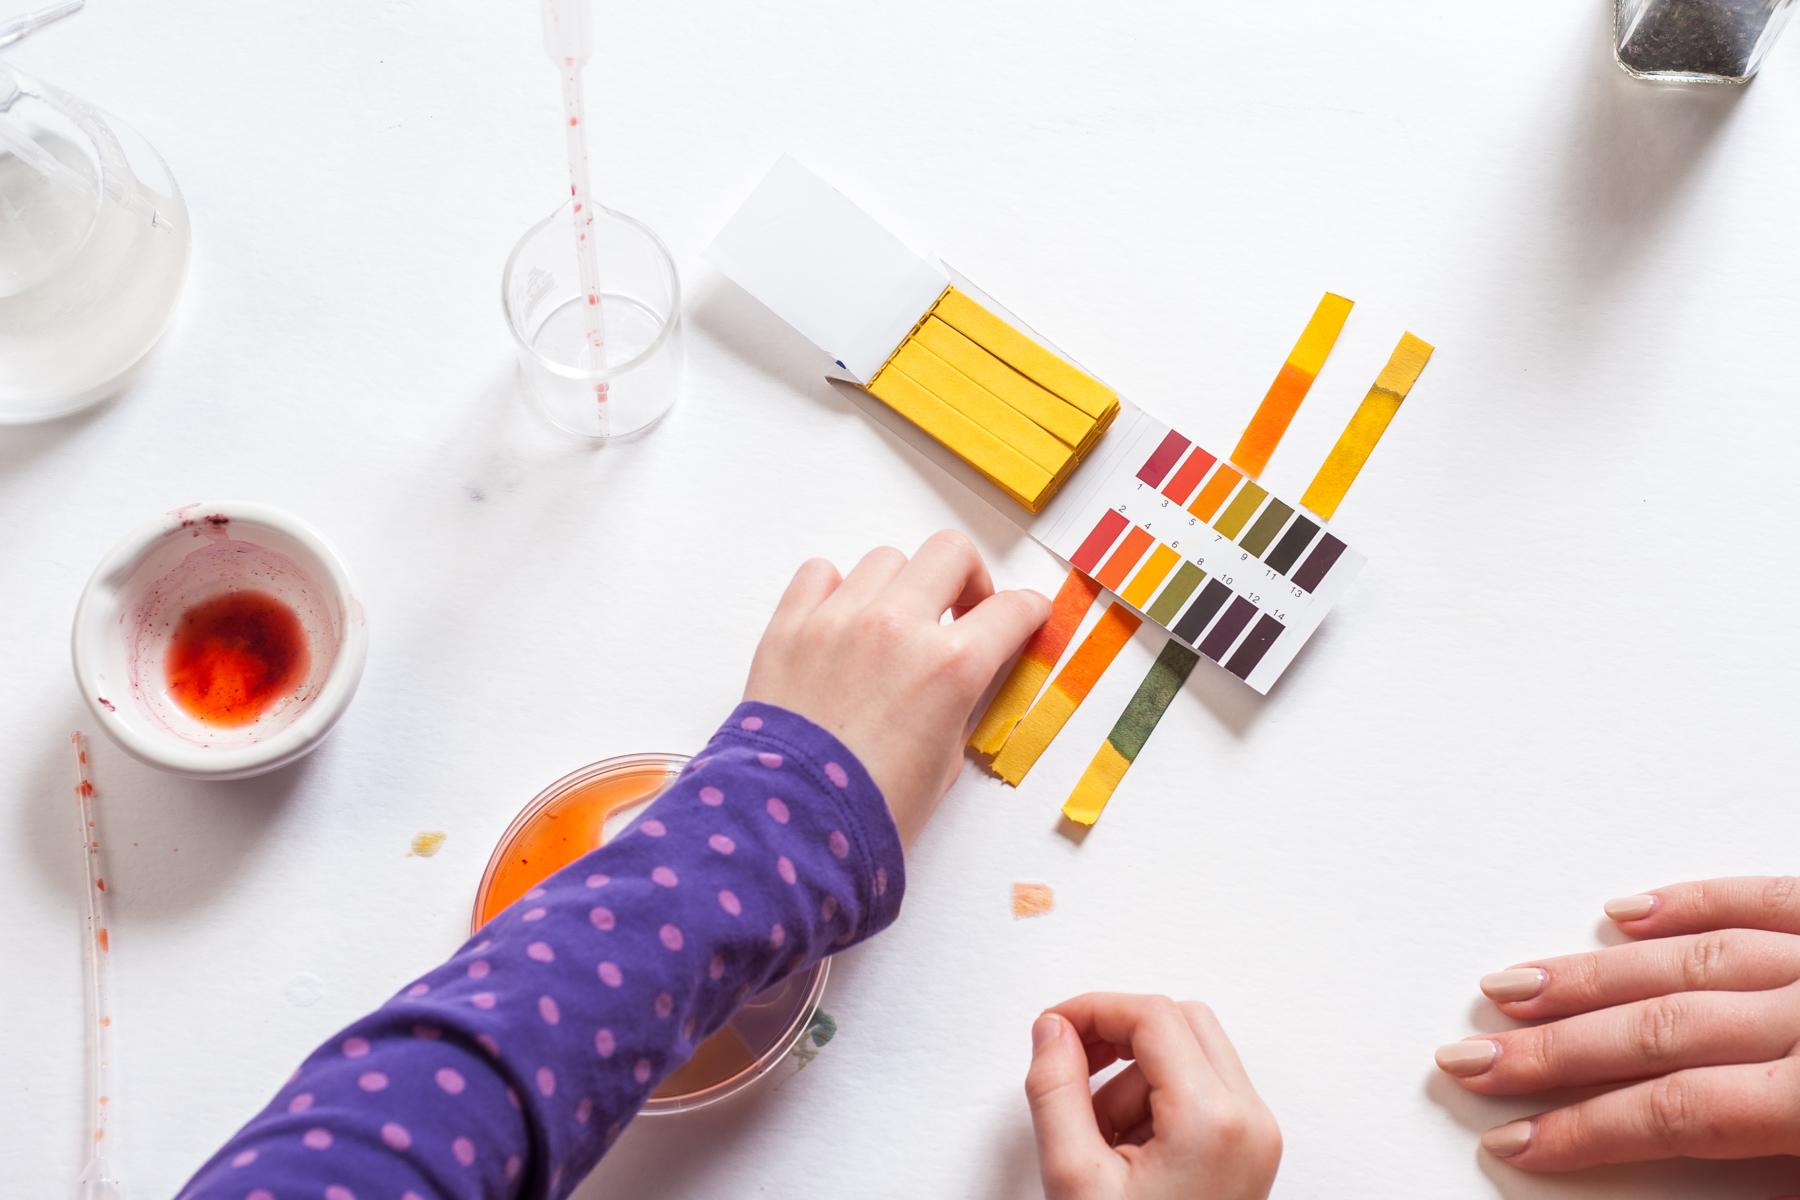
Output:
178,701,904,1200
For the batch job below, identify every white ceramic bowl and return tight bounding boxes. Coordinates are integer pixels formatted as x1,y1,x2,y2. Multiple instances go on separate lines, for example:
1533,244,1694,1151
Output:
71,502,368,780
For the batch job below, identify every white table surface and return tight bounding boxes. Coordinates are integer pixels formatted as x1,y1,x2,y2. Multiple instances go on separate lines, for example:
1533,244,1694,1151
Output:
8,2,1800,1196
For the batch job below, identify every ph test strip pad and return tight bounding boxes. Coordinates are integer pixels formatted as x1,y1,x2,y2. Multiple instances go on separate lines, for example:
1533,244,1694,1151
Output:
707,156,1118,513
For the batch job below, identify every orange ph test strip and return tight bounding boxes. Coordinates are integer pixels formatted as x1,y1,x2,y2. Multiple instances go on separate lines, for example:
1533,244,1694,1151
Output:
969,569,1103,756
991,603,1143,785
1231,293,1354,478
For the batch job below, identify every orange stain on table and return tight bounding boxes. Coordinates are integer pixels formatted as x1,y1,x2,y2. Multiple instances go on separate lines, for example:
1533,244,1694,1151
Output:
96,928,110,952
76,780,94,797
1011,882,1055,919
96,878,105,891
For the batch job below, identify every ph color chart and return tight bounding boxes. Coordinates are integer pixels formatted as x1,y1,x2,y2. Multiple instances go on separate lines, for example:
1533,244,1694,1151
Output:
1036,409,1364,695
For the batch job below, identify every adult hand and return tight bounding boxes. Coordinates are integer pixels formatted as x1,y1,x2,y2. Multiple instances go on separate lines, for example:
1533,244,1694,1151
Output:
744,530,1049,847
1025,993,1281,1200
1437,876,1800,1170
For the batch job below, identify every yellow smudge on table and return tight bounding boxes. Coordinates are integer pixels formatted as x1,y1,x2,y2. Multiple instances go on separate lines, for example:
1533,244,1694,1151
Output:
410,831,448,858
1011,882,1055,919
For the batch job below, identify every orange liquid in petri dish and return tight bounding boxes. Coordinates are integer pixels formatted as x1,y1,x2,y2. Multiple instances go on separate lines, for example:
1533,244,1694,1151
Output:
476,762,766,1102
163,590,310,727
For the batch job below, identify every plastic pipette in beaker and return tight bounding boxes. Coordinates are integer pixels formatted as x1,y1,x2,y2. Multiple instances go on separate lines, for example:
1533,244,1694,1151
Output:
540,0,610,430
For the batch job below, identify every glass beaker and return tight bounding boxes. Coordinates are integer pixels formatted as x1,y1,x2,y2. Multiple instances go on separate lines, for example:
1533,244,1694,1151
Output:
1615,0,1796,82
501,201,682,440
0,64,189,421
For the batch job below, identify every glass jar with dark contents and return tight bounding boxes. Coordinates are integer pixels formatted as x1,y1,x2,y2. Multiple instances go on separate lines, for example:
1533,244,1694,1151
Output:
1615,0,1796,83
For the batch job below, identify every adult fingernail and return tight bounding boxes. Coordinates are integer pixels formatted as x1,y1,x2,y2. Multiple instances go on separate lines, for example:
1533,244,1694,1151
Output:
1434,1039,1499,1077
1604,894,1657,921
1481,1118,1533,1158
1032,1013,1061,1049
1480,968,1547,1003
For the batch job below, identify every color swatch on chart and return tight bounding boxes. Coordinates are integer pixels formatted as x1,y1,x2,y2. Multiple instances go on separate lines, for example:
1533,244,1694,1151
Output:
1065,501,1349,687
867,288,1120,511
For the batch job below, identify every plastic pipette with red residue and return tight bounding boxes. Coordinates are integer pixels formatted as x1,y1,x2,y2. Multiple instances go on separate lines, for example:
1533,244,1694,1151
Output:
71,732,121,1200
541,0,609,430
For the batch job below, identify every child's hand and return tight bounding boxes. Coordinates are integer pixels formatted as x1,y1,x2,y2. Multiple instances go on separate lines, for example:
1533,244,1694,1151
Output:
1024,993,1282,1200
1438,876,1800,1170
744,531,1049,847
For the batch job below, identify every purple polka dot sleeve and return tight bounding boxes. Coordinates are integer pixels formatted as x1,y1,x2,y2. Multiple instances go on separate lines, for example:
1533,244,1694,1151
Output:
178,702,905,1200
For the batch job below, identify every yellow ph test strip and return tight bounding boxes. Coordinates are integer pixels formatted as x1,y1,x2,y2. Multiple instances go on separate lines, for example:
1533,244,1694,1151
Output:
913,318,1095,449
884,341,1073,476
867,367,1052,508
1300,332,1435,520
935,289,1119,420
861,286,1121,514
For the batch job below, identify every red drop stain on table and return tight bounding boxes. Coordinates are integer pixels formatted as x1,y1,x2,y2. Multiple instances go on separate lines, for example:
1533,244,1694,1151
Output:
96,927,110,952
76,780,94,797
164,590,310,727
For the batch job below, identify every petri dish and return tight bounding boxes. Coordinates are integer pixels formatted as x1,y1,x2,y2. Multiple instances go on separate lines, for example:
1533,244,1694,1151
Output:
472,752,828,1115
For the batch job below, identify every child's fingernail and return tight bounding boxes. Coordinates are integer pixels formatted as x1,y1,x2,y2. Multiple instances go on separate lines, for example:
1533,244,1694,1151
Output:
1604,894,1657,921
1434,1039,1499,1077
1481,1118,1533,1158
1480,968,1547,1003
1031,1014,1061,1049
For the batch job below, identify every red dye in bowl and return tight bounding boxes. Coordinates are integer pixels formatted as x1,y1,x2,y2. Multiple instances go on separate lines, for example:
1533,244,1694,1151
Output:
163,590,310,727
